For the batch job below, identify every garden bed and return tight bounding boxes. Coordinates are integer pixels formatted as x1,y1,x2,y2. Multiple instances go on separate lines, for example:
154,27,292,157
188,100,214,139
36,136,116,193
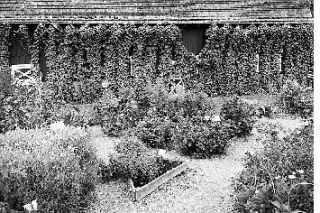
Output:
127,159,188,201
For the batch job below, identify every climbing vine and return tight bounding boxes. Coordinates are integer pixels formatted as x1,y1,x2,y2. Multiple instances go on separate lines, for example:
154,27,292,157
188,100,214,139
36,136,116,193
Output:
198,24,313,96
32,23,46,80
79,24,104,103
45,24,65,102
1,23,313,101
0,24,12,94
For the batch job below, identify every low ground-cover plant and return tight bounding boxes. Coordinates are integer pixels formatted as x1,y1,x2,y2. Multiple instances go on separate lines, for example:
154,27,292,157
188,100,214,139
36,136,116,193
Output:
280,77,313,118
234,121,313,213
220,96,256,137
0,127,100,212
101,137,182,187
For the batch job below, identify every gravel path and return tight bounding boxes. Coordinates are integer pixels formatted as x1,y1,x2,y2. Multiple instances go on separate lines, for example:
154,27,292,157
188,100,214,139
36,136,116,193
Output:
87,129,263,213
86,115,306,213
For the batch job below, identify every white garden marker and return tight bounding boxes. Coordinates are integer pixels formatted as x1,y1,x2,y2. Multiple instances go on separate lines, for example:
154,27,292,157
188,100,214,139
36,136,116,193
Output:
50,121,65,131
23,199,37,212
204,115,211,121
102,80,109,88
212,115,221,122
157,149,166,158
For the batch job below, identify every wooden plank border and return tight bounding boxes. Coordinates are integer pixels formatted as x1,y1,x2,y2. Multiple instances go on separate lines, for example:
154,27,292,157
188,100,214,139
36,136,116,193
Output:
128,161,189,201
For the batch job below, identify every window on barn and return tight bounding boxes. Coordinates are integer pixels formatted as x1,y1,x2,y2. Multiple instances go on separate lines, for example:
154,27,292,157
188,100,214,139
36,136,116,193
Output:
181,25,207,55
9,39,31,65
9,38,48,82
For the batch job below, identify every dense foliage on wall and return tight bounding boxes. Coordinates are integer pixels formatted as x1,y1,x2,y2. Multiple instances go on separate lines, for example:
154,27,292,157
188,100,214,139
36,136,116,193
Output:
0,24,12,95
199,24,313,95
0,23,313,103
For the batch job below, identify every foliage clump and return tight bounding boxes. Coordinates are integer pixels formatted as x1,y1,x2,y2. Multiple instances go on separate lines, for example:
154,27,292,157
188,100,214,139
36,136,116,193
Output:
0,127,100,212
101,137,181,187
234,122,314,213
0,81,58,134
136,116,175,150
172,120,234,158
220,96,256,137
279,76,313,118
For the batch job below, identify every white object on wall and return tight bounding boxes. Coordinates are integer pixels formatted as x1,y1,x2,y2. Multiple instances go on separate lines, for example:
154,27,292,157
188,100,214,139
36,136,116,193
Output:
11,64,35,85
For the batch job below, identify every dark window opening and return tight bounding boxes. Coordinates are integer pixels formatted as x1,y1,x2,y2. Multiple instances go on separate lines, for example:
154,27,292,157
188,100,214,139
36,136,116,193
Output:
180,25,208,55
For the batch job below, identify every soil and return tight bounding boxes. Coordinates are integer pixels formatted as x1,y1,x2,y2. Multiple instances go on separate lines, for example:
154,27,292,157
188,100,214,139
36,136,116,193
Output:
86,96,307,213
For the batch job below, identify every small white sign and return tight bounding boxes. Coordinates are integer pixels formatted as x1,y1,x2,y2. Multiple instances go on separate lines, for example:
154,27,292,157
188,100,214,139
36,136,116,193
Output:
23,199,38,212
204,115,211,121
102,80,109,88
157,149,166,158
50,121,66,131
212,115,221,122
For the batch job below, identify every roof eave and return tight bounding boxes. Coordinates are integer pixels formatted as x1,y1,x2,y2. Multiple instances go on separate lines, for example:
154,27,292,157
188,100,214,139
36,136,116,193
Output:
0,16,314,25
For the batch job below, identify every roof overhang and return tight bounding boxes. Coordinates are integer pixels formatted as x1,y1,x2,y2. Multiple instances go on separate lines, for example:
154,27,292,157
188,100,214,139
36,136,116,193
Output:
0,17,314,25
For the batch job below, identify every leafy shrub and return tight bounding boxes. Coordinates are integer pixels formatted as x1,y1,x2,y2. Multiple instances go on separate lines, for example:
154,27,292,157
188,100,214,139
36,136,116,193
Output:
280,77,313,118
133,80,214,151
234,122,313,213
54,104,101,128
172,119,234,158
0,127,100,212
0,81,58,133
98,88,144,136
98,79,213,137
220,96,256,137
146,80,212,120
101,137,181,187
136,116,176,150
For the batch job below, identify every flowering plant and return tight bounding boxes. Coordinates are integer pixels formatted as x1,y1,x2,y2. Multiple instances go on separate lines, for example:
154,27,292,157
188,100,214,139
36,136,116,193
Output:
234,122,313,213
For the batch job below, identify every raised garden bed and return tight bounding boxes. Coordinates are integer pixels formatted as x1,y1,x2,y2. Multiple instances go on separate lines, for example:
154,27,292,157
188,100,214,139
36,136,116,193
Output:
127,159,188,201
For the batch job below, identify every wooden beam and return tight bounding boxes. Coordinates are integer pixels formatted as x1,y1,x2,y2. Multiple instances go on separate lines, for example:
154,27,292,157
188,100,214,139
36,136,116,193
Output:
129,161,189,201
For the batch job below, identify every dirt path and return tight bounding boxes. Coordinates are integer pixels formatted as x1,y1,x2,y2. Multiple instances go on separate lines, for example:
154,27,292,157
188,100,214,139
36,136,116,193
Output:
87,116,306,213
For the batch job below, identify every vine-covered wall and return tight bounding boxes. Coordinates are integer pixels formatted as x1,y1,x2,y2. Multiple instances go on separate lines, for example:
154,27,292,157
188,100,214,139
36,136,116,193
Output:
0,23,313,103
199,24,313,95
0,24,13,95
